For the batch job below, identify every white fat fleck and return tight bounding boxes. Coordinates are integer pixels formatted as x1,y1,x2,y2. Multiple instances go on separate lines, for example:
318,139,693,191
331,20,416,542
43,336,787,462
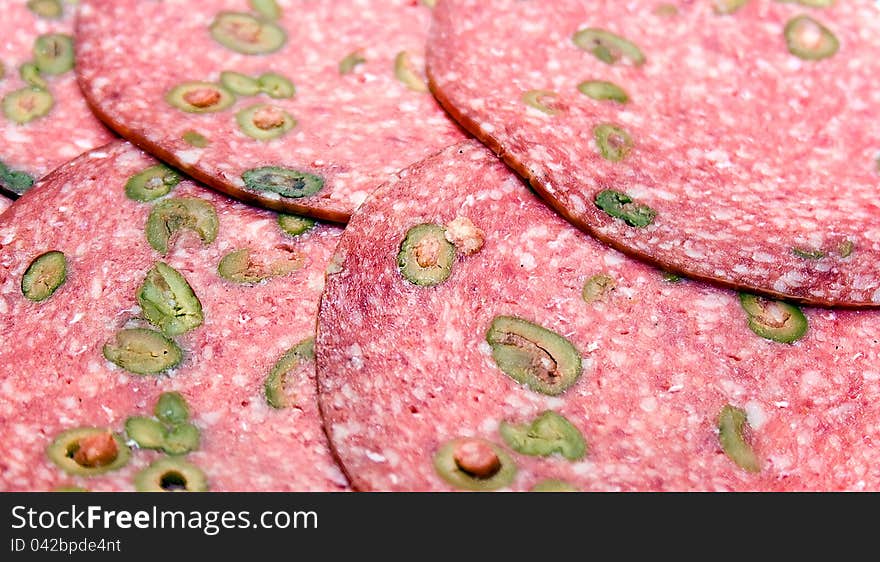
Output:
365,451,387,463
232,374,248,387
100,405,114,421
639,396,657,413
479,418,497,434
667,384,684,393
90,277,103,300
88,151,108,159
752,252,775,263
69,312,84,325
585,341,599,352
684,246,705,259
773,401,789,408
744,401,768,430
201,411,222,425
519,253,537,271
349,191,368,207
569,194,586,214
603,252,625,266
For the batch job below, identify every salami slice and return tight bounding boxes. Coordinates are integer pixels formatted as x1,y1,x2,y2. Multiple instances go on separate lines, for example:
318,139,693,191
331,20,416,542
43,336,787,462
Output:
316,140,880,491
0,141,348,491
0,0,113,198
426,0,880,307
75,0,465,222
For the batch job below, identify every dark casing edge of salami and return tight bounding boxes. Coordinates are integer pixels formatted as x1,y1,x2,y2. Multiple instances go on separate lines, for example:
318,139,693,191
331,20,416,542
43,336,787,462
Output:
74,68,351,225
424,67,877,310
313,226,385,492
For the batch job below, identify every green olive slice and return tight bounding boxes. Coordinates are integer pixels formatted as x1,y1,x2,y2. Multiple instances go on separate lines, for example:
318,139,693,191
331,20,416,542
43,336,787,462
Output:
137,262,203,337
182,130,210,148
145,197,219,255
278,214,316,237
397,223,455,287
2,87,53,124
220,71,261,96
103,328,183,375
125,416,166,450
486,316,582,396
434,438,516,491
784,15,838,61
499,411,587,460
166,81,235,113
0,161,35,195
717,404,761,473
394,50,428,93
791,247,825,260
47,428,130,476
27,0,63,19
582,273,615,303
155,391,190,426
21,250,66,302
125,164,181,202
339,50,366,74
712,0,750,14
210,12,286,55
739,294,807,344
593,123,633,162
531,479,579,492
218,247,301,284
572,28,645,66
257,72,295,98
265,337,314,409
20,62,48,90
838,240,854,258
522,89,561,115
162,423,200,455
33,33,74,75
577,80,629,103
241,166,324,198
249,0,281,21
236,103,295,140
594,189,656,228
134,457,208,492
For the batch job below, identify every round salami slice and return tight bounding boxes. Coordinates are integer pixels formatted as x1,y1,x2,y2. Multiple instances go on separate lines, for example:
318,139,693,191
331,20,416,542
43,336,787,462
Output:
0,0,113,198
0,141,348,491
316,140,880,491
75,0,465,222
426,0,880,307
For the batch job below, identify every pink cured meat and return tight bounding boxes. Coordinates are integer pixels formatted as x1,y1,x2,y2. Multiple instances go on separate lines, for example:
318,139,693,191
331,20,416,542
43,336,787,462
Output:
0,196,11,214
316,140,880,492
0,141,348,491
427,0,880,307
75,0,465,222
0,0,113,194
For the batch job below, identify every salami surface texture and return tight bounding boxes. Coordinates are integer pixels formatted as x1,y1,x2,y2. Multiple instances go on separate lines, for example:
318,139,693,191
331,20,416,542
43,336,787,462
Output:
427,0,880,306
316,140,880,491
0,0,113,197
0,141,348,491
75,0,465,222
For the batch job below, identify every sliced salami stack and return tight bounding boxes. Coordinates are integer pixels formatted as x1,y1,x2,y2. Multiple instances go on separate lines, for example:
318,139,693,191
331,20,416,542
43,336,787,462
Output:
76,0,465,221
0,141,348,491
1,0,113,200
427,0,880,306
316,141,880,491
